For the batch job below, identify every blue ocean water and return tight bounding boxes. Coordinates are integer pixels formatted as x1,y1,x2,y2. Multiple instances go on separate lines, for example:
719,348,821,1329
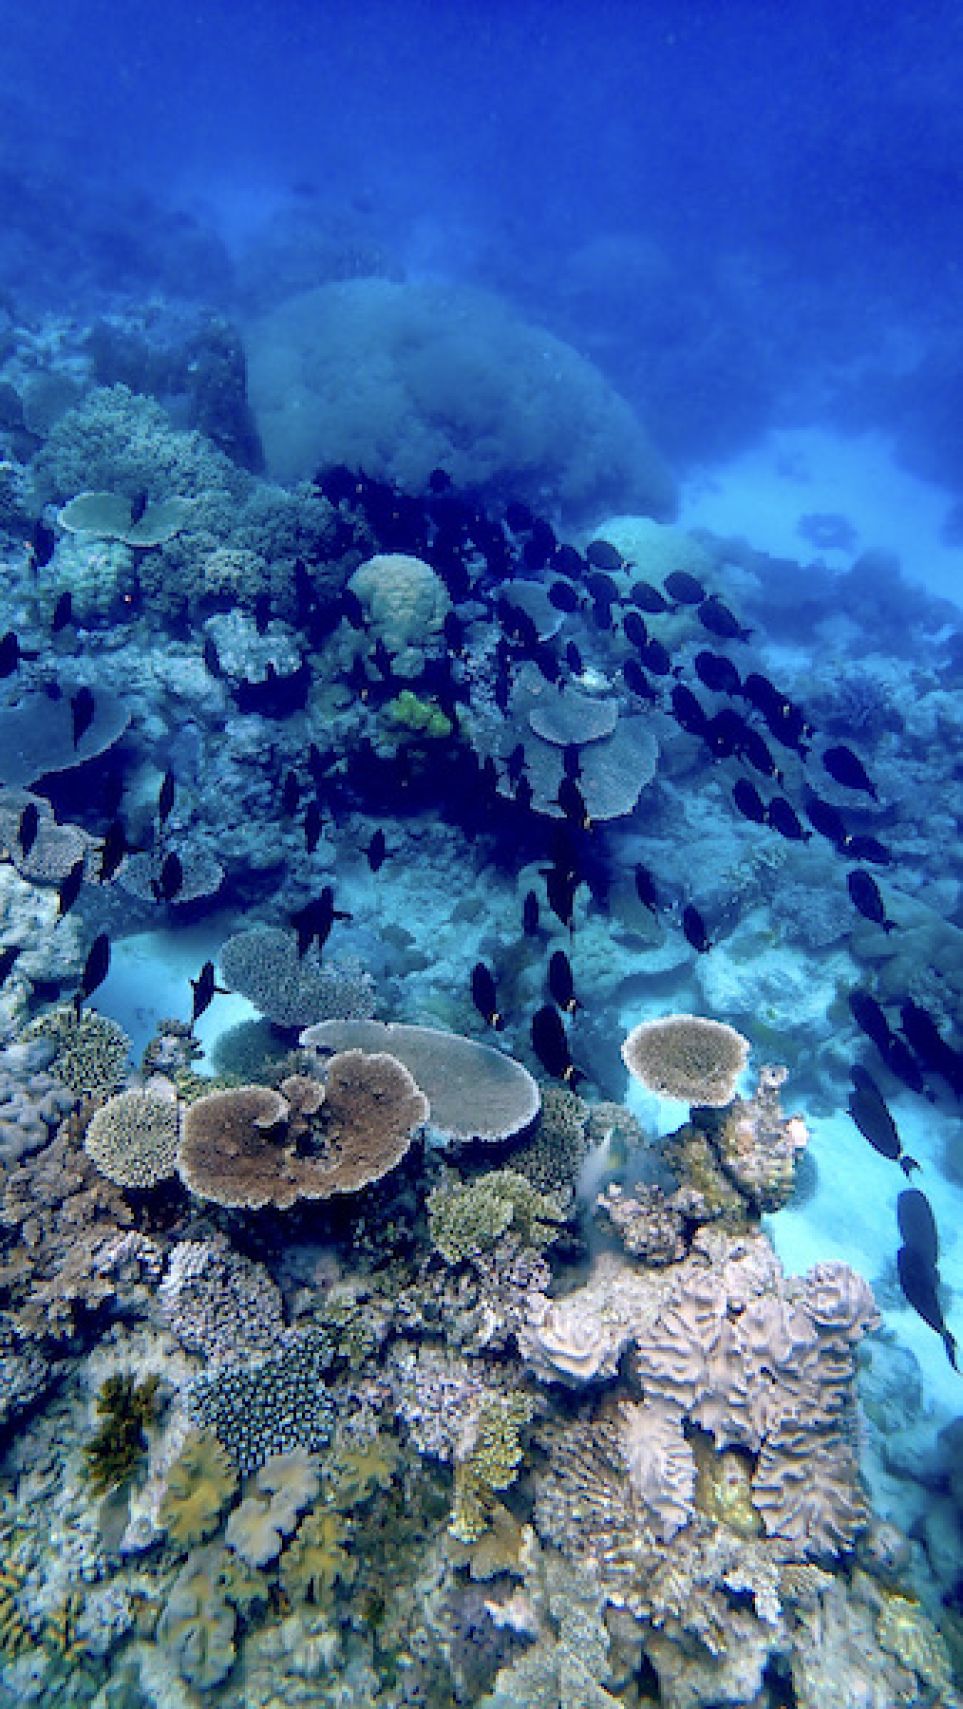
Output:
0,2,961,1703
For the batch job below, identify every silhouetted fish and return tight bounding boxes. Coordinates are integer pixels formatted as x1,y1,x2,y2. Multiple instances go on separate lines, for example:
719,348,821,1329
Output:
74,932,110,1016
291,885,351,957
29,518,57,569
522,890,540,936
682,904,712,953
98,819,135,883
897,1188,939,1268
878,1032,926,1096
896,1244,957,1369
546,579,579,615
158,769,176,827
203,635,222,678
366,828,387,871
703,708,748,760
544,865,579,932
634,863,660,914
548,949,580,1014
623,657,657,702
281,770,300,817
0,630,38,677
531,1003,581,1084
56,856,86,922
822,744,878,799
847,869,895,932
697,596,751,642
585,539,623,574
18,803,39,859
899,999,962,1088
638,638,675,677
622,610,648,650
129,489,149,525
694,651,742,696
303,800,324,855
732,778,767,824
739,726,783,783
190,959,228,1028
670,684,708,738
565,641,583,675
70,686,95,749
847,1085,918,1174
556,775,591,830
51,591,74,633
849,989,893,1051
471,961,503,1029
766,797,811,842
664,569,706,606
805,794,851,847
629,580,670,614
151,851,184,904
845,834,892,867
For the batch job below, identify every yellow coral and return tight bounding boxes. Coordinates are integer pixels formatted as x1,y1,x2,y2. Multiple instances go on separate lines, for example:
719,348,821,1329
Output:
876,1591,954,1697
159,1430,238,1547
281,1507,356,1605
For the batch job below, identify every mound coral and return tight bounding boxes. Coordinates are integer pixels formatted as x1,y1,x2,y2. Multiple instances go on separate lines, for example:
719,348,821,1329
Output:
185,1328,336,1473
621,1012,750,1106
83,1088,180,1189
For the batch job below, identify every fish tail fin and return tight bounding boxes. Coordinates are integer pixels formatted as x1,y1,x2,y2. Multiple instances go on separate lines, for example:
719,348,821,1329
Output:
901,1154,921,1177
944,1331,958,1372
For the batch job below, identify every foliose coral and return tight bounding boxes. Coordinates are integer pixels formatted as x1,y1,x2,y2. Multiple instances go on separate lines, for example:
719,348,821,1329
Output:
83,1087,180,1189
158,1429,238,1546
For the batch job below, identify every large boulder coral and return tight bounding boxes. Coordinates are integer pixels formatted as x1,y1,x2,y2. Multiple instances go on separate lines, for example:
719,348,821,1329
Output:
346,551,451,680
245,279,676,521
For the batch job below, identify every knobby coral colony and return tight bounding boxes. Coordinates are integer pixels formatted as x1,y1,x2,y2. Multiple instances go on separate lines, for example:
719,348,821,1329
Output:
0,444,960,1708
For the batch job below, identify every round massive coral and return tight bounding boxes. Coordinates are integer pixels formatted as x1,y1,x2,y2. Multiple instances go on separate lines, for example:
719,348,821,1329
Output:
621,1013,750,1106
347,552,450,680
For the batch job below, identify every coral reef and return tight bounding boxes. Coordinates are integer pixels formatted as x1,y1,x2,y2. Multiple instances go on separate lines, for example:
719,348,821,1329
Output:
83,1372,160,1495
22,1006,132,1100
428,1168,565,1264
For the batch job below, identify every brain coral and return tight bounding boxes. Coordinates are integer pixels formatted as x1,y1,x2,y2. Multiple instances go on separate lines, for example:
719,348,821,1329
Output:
347,552,451,680
83,1088,180,1189
621,1013,750,1106
245,278,676,521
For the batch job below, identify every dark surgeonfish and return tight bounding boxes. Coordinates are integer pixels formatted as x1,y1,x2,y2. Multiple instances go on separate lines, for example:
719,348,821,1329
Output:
531,1003,581,1085
849,989,893,1052
664,569,706,606
158,768,176,826
682,904,712,954
471,962,503,1029
366,828,388,871
51,591,74,633
899,999,963,1092
634,863,660,915
847,1082,919,1175
190,959,228,1028
0,944,22,984
697,595,751,642
18,803,39,859
151,851,184,904
56,857,86,922
98,819,136,883
804,793,852,848
522,890,540,936
821,744,878,799
766,796,811,842
896,1243,958,1369
846,834,892,867
670,683,708,738
628,579,671,614
732,778,767,824
0,630,39,677
303,799,324,855
847,868,896,932
70,686,96,749
74,932,110,1016
897,1188,939,1269
548,948,580,1014
291,885,352,958
29,518,57,569
585,538,624,574
694,650,742,696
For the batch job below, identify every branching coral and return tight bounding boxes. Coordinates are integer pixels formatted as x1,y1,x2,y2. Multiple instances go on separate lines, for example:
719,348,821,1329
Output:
428,1169,565,1264
83,1088,180,1189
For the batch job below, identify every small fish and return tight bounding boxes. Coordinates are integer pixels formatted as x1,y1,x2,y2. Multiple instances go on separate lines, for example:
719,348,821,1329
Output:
74,932,110,1016
805,794,851,847
129,489,149,525
899,999,961,1084
878,1032,926,1097
766,797,811,842
505,500,534,534
897,1189,939,1268
682,904,712,954
203,634,222,678
556,775,591,831
763,699,812,756
151,851,184,904
847,1085,919,1174
732,778,767,824
623,657,657,701
56,856,86,922
638,638,675,677
849,989,894,1051
291,885,352,958
586,570,620,608
628,580,670,614
548,948,580,1014
29,518,57,568
703,708,749,760
664,569,706,606
822,744,878,800
51,591,74,632
522,890,540,936
694,651,742,696
634,863,660,914
0,630,38,677
303,799,324,855
158,769,176,826
585,538,623,574
697,596,751,642
70,686,96,749
544,865,579,932
18,802,39,859
0,944,22,984
847,869,896,932
739,672,790,718
366,828,387,871
253,591,272,635
98,819,134,883
845,834,892,866
739,726,783,783
281,770,300,817
896,1244,957,1369
622,609,648,650
565,640,583,675
531,1003,581,1084
561,744,581,782
471,961,503,1029
548,579,580,614
670,684,708,737
190,959,228,1027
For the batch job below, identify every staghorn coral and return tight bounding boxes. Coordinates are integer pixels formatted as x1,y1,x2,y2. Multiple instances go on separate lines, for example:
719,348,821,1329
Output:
158,1430,238,1547
23,1006,131,1099
185,1328,336,1473
83,1087,180,1189
621,1012,750,1106
220,925,376,1028
450,1391,535,1544
428,1168,565,1264
301,1017,540,1145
